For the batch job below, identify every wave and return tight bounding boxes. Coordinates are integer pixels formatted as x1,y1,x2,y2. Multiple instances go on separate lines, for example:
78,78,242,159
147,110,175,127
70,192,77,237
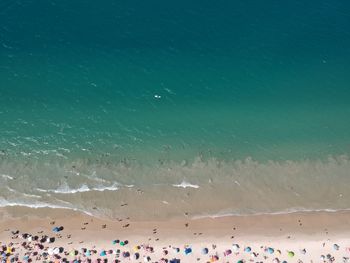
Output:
0,198,93,216
1,198,350,220
1,174,14,180
192,208,350,220
37,182,119,194
172,180,200,189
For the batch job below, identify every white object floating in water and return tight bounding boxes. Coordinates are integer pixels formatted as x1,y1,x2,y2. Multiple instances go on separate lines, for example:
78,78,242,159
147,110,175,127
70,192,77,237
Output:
154,94,161,99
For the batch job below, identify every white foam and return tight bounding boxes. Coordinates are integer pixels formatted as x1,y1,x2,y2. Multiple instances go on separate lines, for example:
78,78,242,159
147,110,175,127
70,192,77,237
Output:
1,174,14,180
52,184,90,194
0,198,93,216
36,188,49,192
6,187,41,199
173,180,199,189
192,207,350,220
22,193,42,199
39,183,119,194
91,183,119,192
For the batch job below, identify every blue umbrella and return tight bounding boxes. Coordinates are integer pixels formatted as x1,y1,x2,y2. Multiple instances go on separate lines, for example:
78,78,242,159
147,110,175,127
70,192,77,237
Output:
267,247,274,254
184,248,192,255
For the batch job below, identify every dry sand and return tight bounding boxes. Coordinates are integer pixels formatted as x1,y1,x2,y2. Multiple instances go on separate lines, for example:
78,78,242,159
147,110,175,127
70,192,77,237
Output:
1,207,350,262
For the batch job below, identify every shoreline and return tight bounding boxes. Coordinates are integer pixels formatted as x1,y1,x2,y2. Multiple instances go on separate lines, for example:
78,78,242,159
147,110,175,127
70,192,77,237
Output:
1,207,350,261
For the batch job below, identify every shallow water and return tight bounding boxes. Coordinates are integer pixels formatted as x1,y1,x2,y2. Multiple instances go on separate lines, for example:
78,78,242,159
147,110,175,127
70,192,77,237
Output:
1,0,350,219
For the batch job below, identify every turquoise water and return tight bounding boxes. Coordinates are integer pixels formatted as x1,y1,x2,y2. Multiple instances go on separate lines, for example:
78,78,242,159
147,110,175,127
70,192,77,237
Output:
1,0,350,218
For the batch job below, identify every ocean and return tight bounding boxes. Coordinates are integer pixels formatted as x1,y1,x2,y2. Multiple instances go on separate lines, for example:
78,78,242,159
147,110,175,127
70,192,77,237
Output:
1,0,350,219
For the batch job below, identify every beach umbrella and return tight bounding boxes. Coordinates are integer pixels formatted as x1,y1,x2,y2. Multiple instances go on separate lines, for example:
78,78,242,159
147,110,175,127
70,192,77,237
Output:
6,247,12,254
201,248,209,255
133,246,140,251
122,251,130,258
267,247,274,254
210,255,219,262
173,247,180,253
272,258,280,263
169,259,180,263
120,240,128,246
184,247,192,255
54,226,64,232
244,247,251,253
232,244,240,251
85,250,91,257
237,260,244,263
287,251,294,258
34,244,41,250
100,251,107,256
144,256,151,262
112,240,119,245
224,249,232,256
48,248,54,256
334,244,340,250
133,252,140,260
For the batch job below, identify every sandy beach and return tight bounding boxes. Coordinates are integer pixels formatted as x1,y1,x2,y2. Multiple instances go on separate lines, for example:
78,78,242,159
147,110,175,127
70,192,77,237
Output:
1,207,350,262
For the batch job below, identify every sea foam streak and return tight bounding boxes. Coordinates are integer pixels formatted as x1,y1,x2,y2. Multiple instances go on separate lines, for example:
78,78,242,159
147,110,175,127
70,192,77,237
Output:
0,198,93,216
173,180,200,189
37,183,119,194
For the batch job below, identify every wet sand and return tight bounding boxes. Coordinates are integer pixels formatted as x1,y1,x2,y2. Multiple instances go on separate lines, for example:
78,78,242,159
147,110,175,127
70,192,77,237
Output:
1,207,350,262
